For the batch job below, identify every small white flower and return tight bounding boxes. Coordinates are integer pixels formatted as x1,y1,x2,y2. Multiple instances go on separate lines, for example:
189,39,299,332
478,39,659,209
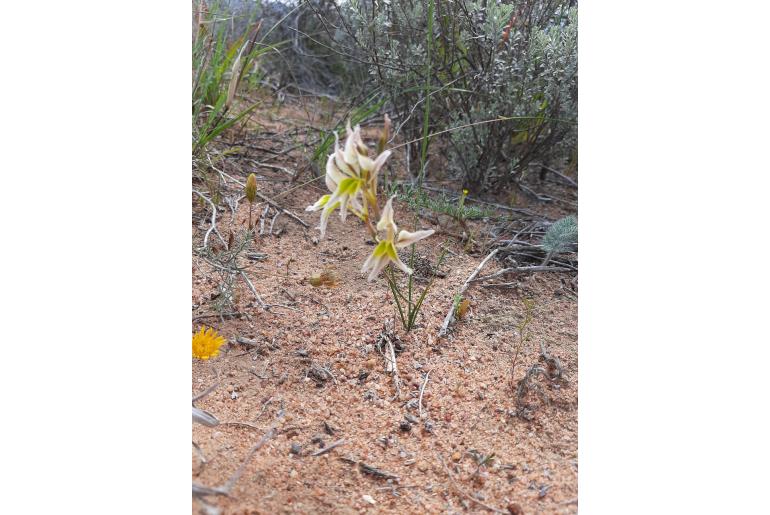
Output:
361,196,435,281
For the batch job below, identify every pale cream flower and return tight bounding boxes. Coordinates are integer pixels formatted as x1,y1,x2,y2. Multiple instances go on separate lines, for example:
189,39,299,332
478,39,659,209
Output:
306,123,391,238
361,196,435,281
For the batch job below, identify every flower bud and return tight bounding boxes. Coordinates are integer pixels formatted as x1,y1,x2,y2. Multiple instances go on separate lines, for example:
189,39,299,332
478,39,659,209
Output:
377,114,391,156
245,173,257,203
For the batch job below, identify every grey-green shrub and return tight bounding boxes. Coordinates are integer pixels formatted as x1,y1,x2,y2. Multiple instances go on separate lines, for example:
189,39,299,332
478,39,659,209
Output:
541,215,577,265
324,0,577,191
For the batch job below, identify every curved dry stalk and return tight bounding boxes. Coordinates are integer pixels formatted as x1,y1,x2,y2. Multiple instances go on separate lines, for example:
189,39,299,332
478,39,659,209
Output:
194,189,227,249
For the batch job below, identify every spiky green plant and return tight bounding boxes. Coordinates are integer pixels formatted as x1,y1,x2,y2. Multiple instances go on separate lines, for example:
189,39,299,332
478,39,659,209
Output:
541,215,577,265
385,244,448,333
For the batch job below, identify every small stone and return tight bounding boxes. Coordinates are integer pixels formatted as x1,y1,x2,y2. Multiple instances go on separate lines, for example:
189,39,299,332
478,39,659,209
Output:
451,451,462,462
365,358,377,370
290,443,302,455
399,420,412,432
289,469,298,479
507,503,523,515
361,494,376,505
417,461,429,472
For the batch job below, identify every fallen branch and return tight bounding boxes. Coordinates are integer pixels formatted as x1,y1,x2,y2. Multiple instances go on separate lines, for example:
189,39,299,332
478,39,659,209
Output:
534,163,578,188
472,265,573,283
438,249,499,338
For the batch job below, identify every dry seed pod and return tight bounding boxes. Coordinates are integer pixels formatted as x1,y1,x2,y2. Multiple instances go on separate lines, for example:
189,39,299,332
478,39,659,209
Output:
309,269,338,287
309,273,324,287
245,173,257,203
457,298,471,319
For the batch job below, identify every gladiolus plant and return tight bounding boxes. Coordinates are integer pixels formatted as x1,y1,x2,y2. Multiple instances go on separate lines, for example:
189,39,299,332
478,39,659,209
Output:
306,118,440,331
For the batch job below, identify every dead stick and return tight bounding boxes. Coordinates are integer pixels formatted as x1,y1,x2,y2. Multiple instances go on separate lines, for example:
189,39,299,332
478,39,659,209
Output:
418,370,431,419
239,270,266,308
220,413,283,493
438,249,499,338
257,192,309,228
310,439,345,457
438,454,507,514
269,211,281,234
193,189,227,249
382,333,402,399
192,382,220,403
534,163,578,188
472,265,573,283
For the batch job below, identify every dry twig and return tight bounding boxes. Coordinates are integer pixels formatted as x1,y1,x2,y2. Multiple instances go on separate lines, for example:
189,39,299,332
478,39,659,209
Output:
310,439,345,456
418,369,431,419
193,410,284,500
472,265,573,283
437,454,507,514
215,168,310,228
438,249,499,337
